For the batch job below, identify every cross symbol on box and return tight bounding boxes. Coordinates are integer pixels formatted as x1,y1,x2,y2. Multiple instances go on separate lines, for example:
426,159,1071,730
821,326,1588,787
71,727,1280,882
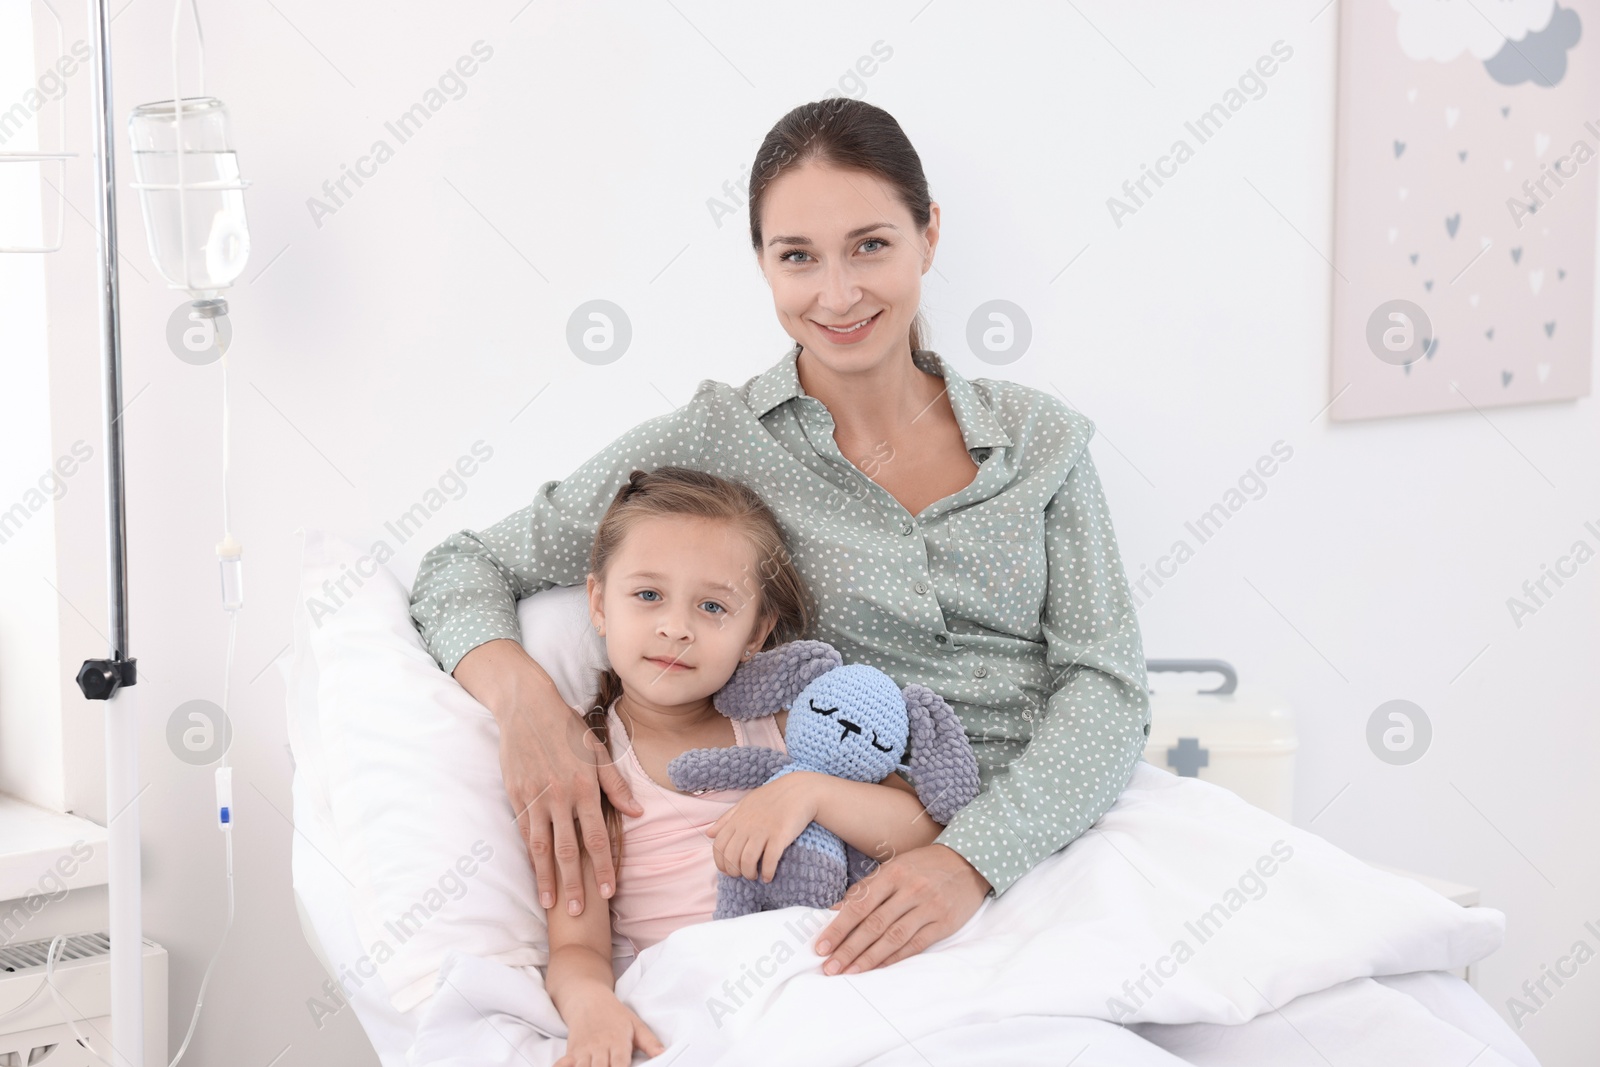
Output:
1167,736,1209,777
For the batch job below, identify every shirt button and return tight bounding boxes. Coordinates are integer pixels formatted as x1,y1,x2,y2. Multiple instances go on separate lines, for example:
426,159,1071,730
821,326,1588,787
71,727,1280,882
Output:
914,581,928,595
936,635,948,644
901,520,914,535
974,665,989,678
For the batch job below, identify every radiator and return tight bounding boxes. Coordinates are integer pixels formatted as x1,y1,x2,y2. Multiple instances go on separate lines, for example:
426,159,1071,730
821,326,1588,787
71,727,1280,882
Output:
0,932,167,1067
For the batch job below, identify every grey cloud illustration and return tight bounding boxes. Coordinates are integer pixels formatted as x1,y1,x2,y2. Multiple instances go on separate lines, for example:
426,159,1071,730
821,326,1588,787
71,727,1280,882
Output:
1484,3,1582,87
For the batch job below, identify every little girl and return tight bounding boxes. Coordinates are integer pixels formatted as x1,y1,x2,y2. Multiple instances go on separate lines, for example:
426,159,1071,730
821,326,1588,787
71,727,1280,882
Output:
547,465,948,1067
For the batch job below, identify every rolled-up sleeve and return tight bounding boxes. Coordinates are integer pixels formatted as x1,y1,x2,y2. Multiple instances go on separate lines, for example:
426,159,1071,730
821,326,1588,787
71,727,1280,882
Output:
934,438,1150,897
409,403,708,675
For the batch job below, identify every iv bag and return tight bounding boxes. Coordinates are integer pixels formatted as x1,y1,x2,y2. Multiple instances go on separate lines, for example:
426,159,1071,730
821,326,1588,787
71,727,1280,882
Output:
129,97,250,298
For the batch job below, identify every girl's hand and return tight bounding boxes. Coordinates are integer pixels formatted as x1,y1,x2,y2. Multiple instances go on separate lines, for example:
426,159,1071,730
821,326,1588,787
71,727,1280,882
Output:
554,991,665,1067
708,773,819,882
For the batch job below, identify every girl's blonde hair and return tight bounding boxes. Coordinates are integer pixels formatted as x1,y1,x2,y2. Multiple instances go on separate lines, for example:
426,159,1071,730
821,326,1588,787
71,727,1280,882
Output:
585,466,814,870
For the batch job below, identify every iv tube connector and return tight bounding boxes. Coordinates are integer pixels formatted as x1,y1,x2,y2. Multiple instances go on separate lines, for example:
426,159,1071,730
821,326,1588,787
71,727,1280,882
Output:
217,535,243,612
215,766,233,830
191,297,228,319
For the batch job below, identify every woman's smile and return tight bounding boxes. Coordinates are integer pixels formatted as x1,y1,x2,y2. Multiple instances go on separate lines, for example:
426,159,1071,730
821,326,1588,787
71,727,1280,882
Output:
815,310,881,344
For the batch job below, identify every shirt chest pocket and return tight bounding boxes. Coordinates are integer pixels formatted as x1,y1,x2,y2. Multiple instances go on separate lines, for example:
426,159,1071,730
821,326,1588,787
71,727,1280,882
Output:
931,502,1049,638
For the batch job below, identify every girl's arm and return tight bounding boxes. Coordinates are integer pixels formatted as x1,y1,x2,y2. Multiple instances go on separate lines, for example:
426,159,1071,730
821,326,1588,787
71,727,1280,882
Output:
544,848,665,1064
806,771,942,864
767,710,939,862
544,847,619,1012
709,769,940,885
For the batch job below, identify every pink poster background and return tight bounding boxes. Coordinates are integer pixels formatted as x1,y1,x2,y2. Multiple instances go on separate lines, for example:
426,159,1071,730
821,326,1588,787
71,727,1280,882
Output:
1331,0,1596,421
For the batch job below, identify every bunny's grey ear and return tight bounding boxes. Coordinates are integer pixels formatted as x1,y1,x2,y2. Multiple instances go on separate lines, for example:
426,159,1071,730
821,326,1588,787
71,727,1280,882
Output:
900,684,981,824
711,639,843,720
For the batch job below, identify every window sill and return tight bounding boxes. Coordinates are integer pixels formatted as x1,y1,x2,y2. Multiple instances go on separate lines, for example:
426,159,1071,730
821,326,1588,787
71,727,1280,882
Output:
0,792,109,902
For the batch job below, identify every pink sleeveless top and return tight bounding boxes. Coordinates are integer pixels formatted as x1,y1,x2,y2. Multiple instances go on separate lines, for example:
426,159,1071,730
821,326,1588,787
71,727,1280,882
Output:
603,698,787,955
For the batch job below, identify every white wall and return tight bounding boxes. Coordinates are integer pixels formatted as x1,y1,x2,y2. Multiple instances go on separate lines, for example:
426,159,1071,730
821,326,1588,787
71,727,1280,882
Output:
1,1,1594,1064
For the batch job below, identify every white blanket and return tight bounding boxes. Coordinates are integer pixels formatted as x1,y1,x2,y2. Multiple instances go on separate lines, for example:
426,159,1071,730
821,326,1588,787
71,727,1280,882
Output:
406,763,1509,1066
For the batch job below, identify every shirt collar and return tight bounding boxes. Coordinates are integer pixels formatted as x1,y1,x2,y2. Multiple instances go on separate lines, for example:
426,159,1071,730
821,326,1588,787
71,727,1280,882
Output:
747,346,1014,452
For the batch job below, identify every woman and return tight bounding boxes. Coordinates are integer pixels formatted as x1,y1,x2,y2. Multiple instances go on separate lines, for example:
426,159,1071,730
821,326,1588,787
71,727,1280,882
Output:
409,96,1151,978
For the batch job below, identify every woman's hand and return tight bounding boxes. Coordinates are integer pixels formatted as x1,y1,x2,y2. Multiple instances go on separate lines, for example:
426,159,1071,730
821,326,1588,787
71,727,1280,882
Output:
452,639,642,917
813,843,990,975
554,990,665,1067
707,772,819,882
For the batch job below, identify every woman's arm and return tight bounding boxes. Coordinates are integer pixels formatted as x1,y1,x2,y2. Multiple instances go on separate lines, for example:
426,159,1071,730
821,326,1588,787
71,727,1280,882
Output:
408,403,708,917
409,407,706,677
932,441,1151,898
813,425,1149,978
451,637,636,917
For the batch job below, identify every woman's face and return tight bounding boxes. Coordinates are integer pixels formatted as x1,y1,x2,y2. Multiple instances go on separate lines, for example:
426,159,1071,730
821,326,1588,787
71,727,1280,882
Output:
587,516,774,712
757,161,940,375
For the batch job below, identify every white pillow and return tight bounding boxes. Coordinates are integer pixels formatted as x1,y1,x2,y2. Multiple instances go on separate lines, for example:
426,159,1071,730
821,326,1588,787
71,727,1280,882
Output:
282,527,622,1021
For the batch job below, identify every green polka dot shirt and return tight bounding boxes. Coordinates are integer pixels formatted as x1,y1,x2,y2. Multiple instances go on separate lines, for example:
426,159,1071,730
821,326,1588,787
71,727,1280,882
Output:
409,346,1151,897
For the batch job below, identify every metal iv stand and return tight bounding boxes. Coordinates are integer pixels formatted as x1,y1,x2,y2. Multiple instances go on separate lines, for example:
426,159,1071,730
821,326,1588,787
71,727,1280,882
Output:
69,0,148,1062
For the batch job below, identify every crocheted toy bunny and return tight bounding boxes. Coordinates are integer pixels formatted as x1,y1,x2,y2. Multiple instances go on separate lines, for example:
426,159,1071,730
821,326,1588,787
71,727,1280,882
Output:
666,639,981,919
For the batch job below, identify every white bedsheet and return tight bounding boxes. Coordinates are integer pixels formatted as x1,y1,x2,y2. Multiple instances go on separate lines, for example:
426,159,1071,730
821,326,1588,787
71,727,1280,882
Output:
404,763,1534,1067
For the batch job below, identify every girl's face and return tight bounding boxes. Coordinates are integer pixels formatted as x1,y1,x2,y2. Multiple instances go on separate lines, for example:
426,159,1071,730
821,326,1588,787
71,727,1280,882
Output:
587,515,775,713
756,161,940,376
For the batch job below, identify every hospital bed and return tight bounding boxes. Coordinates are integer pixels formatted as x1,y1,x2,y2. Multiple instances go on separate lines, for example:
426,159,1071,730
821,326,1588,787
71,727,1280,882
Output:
282,530,1541,1066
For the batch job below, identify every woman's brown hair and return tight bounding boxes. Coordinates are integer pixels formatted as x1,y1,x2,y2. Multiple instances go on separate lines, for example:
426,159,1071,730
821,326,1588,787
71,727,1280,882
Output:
584,466,814,872
747,97,934,354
